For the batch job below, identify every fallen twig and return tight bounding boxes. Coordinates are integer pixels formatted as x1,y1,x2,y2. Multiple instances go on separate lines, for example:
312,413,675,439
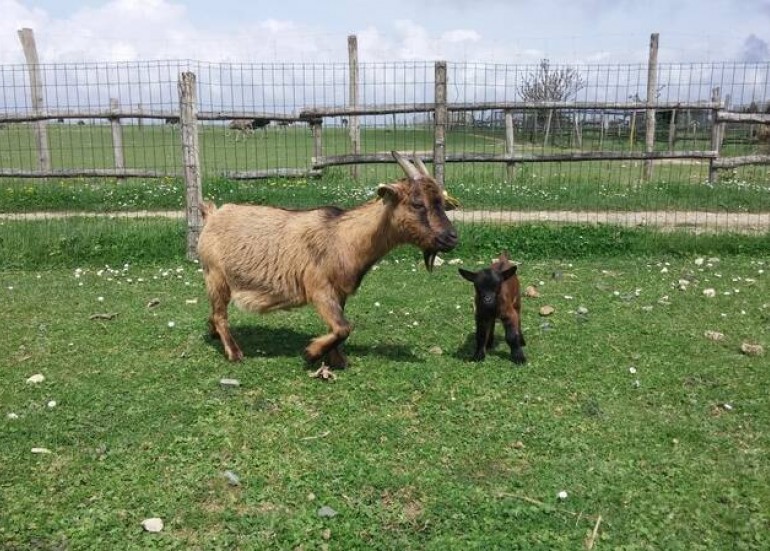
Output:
89,312,119,321
585,514,603,550
495,492,601,524
301,431,331,441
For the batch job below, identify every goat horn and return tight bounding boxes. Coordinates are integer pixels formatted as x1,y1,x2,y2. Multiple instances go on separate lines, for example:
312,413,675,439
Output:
412,154,431,177
392,151,421,180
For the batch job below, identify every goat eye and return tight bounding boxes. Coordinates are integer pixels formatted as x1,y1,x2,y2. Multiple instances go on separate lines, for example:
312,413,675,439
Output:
411,201,426,211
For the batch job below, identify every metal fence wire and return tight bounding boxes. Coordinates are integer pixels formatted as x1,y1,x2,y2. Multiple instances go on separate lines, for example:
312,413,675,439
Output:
1,59,769,264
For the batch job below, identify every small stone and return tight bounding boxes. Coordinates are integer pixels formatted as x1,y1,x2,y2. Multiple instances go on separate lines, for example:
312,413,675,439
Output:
141,518,164,533
47,400,57,409
512,440,525,449
576,306,588,315
740,342,764,357
307,492,316,502
694,258,704,266
7,412,19,420
317,506,337,518
432,256,445,267
557,491,568,500
428,345,443,355
223,470,240,486
26,373,45,384
703,288,716,298
660,267,669,273
539,305,555,316
629,367,637,374
704,330,725,342
524,286,540,298
31,447,52,454
220,378,241,389
322,528,332,540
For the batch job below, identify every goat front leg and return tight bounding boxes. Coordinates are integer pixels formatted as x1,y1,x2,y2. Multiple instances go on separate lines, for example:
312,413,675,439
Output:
472,315,493,362
305,294,351,368
502,316,526,365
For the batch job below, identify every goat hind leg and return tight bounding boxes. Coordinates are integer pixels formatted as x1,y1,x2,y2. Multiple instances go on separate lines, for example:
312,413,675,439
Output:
205,269,243,362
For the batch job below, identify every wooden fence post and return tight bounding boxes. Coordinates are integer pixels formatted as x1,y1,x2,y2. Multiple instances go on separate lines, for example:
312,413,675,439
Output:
504,110,516,182
310,118,323,165
109,98,125,177
709,87,723,184
17,28,51,172
433,61,447,188
178,72,203,261
347,35,360,180
644,33,659,181
668,108,678,151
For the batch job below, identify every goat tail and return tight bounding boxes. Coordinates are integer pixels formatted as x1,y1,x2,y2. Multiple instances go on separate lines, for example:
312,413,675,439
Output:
199,201,217,222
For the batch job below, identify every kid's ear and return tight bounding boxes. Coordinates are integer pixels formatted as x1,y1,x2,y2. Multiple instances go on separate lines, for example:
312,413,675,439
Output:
500,265,518,281
458,268,477,282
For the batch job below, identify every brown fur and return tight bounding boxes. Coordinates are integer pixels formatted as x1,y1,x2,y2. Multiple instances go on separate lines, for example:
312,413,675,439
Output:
197,152,458,365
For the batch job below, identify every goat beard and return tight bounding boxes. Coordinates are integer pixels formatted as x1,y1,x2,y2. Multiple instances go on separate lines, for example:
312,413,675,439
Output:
423,250,438,272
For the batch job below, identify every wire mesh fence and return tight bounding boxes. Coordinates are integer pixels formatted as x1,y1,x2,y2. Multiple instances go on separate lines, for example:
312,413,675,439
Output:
1,58,769,266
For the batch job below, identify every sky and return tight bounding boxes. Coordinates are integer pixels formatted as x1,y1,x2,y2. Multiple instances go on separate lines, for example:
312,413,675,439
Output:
2,0,770,66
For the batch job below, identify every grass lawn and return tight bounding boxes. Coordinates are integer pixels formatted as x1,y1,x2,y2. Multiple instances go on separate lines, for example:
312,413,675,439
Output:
2,124,769,214
1,248,768,549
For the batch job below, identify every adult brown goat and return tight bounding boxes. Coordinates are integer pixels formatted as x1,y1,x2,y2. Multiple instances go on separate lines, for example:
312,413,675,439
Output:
197,151,458,366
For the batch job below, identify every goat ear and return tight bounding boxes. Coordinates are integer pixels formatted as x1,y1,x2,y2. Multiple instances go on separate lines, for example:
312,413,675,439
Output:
501,265,518,281
377,183,401,204
458,268,477,282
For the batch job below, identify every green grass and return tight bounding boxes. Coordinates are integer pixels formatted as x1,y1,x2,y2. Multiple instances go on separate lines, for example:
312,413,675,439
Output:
2,219,770,271
1,250,768,549
2,124,769,213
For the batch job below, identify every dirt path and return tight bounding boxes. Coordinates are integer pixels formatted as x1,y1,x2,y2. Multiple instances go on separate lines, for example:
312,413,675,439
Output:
1,209,769,233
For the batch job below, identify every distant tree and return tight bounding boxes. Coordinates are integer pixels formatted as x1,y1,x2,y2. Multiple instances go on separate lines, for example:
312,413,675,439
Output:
518,59,585,103
518,59,586,144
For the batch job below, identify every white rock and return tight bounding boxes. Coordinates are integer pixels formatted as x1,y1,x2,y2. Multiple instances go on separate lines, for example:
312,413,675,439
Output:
26,374,45,384
141,518,164,533
47,400,57,409
557,491,568,500
629,367,637,374
167,321,175,328
702,288,716,298
7,412,19,420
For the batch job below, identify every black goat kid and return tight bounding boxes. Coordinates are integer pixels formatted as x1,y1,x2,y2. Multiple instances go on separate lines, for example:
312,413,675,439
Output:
459,252,526,364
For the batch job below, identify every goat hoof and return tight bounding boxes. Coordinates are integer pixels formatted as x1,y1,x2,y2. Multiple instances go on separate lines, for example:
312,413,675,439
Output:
511,352,526,365
471,353,486,362
227,349,244,362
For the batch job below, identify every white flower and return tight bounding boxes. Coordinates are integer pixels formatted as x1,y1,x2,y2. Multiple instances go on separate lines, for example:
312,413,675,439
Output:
703,288,716,298
374,302,381,307
629,367,637,374
97,296,104,302
557,491,568,500
47,400,57,409
167,321,176,328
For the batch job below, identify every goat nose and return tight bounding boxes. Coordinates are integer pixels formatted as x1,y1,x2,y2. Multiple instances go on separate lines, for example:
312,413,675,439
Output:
440,228,459,246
